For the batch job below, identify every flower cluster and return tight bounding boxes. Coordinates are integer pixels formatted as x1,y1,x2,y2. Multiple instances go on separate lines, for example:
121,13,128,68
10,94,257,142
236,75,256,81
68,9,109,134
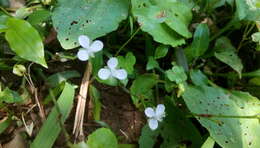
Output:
77,35,103,61
144,104,166,130
98,57,127,80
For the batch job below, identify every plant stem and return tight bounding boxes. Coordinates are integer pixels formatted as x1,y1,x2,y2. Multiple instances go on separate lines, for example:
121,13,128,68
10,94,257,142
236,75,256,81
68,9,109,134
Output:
210,18,237,42
115,27,141,56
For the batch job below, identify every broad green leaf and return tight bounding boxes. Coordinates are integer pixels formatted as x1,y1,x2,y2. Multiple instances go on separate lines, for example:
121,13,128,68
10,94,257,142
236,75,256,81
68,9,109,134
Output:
201,137,215,148
130,74,158,107
87,128,118,148
5,18,47,67
166,65,187,84
52,0,129,49
154,45,169,59
236,0,249,20
249,77,260,86
46,70,80,87
0,116,11,134
0,14,9,32
182,85,260,148
0,87,23,103
139,125,160,148
90,51,103,76
186,23,210,60
89,85,101,121
27,9,51,25
146,56,159,70
214,37,243,77
235,0,260,20
131,0,191,47
31,83,75,148
190,69,209,86
118,52,136,75
160,100,203,148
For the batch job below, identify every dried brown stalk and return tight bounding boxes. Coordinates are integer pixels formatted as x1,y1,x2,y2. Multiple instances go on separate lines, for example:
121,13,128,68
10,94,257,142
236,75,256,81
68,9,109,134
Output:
73,62,92,138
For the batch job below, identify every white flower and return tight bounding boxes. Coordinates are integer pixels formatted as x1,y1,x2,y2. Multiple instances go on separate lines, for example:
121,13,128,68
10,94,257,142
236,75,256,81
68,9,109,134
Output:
98,57,127,80
77,35,104,61
145,104,165,130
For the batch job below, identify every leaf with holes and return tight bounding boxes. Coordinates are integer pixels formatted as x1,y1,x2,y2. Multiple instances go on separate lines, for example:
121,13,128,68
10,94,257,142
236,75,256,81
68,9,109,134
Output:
131,0,192,47
52,0,129,49
182,85,260,148
214,37,243,78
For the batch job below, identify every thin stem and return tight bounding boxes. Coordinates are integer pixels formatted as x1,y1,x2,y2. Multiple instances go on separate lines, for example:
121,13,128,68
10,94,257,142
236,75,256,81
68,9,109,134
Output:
210,18,237,42
0,6,11,16
115,27,141,56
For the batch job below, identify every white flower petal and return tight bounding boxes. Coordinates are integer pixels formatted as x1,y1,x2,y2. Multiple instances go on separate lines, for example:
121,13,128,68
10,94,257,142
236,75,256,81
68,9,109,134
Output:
145,107,155,118
98,68,111,80
107,57,118,69
77,49,89,61
148,119,158,130
89,40,103,52
114,69,127,80
156,104,165,121
78,35,90,49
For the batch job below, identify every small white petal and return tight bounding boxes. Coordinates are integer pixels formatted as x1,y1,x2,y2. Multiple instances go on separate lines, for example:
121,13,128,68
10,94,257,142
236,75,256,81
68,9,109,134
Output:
90,40,103,52
77,49,89,61
107,57,118,69
148,119,158,130
78,35,90,48
145,107,155,118
114,69,127,80
156,104,165,121
98,68,111,80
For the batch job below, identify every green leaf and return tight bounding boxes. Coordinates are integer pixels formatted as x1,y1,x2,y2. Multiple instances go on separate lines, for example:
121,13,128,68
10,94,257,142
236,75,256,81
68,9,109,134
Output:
214,37,243,77
160,100,203,148
201,137,215,148
154,45,169,59
31,83,75,148
5,18,47,67
118,52,136,75
186,23,210,60
190,69,209,86
90,51,104,76
89,85,101,121
182,85,260,148
146,56,159,70
0,87,23,103
87,128,118,148
0,14,9,32
0,116,11,134
139,125,160,148
166,65,187,84
27,9,51,25
131,0,191,47
46,70,80,87
130,74,158,107
52,0,129,49
236,0,249,20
